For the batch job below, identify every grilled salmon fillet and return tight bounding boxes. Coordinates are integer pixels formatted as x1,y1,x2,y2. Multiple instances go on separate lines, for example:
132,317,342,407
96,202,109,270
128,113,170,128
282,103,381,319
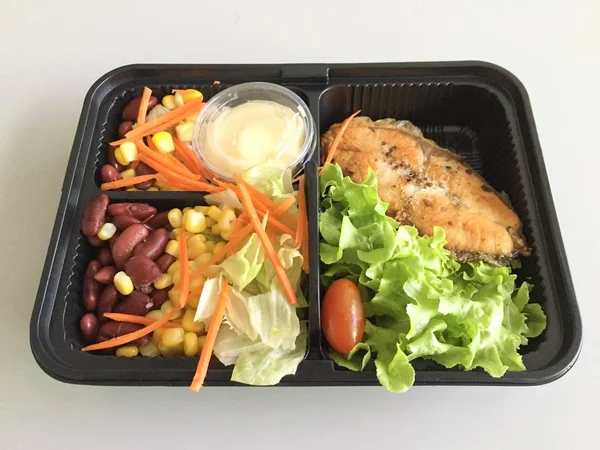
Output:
321,117,528,264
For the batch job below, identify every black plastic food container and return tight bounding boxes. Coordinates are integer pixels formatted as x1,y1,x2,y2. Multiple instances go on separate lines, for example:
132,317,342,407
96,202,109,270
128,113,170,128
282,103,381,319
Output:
30,62,582,386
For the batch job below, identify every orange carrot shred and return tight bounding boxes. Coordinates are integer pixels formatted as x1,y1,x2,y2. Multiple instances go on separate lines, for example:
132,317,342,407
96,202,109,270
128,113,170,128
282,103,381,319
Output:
238,184,297,305
137,141,202,180
130,160,140,170
137,87,153,126
190,223,253,280
273,196,296,217
101,174,156,190
103,313,179,328
190,281,229,391
295,176,306,249
178,231,190,308
109,98,205,146
82,306,181,351
190,282,205,297
320,109,361,174
172,137,203,177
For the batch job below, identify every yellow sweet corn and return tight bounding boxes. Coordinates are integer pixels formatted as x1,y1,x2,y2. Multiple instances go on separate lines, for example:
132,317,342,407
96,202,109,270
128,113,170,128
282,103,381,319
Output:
161,327,185,348
175,121,194,143
218,209,236,232
154,273,173,290
167,260,180,275
120,168,137,179
97,222,116,240
114,271,134,295
168,209,183,228
183,332,199,356
162,94,177,110
207,205,222,221
152,131,175,153
180,89,203,103
116,345,139,357
182,309,204,334
183,210,207,233
116,141,138,165
139,341,160,357
165,239,179,257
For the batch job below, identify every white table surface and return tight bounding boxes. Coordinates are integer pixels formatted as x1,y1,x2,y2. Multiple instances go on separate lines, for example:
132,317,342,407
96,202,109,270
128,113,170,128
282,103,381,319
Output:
1,1,598,448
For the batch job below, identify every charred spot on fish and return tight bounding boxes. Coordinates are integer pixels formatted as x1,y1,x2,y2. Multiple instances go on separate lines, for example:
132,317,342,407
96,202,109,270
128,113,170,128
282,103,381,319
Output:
381,141,386,146
481,184,492,192
446,165,452,170
466,169,473,175
423,199,432,207
448,221,453,226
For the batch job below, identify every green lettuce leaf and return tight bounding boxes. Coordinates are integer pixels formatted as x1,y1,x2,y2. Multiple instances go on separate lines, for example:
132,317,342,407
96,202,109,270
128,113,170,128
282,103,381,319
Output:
220,233,265,291
319,162,547,393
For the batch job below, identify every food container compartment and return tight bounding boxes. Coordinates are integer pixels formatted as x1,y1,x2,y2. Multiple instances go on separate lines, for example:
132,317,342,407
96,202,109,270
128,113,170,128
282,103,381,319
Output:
317,74,582,384
31,62,581,387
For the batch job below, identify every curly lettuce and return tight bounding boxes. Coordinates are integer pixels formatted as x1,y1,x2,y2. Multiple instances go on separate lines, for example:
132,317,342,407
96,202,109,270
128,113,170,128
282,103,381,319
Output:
320,163,546,393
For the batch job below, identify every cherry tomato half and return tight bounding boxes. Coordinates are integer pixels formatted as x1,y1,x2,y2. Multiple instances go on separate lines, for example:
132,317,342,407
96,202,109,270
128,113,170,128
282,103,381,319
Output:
321,279,365,354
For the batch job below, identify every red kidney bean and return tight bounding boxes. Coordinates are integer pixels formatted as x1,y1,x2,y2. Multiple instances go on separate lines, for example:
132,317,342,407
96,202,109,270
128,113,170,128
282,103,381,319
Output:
144,211,169,229
118,120,134,138
111,224,150,269
133,228,169,260
155,253,176,273
87,235,105,248
100,165,122,184
124,255,163,288
106,146,125,171
93,265,118,284
80,313,99,343
134,162,157,189
107,203,157,221
81,194,109,237
83,260,102,311
96,285,119,323
150,288,170,310
109,231,121,250
115,291,154,316
112,215,141,231
122,96,158,121
97,247,114,266
97,321,150,346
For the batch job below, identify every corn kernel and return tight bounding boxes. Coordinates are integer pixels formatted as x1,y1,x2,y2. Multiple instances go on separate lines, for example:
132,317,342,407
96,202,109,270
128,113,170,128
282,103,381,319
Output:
147,187,159,191
205,217,217,227
183,210,207,233
114,271,134,295
182,309,204,334
126,187,140,191
168,288,180,303
158,341,183,356
139,341,160,357
188,260,199,272
187,234,206,247
120,168,137,179
97,222,117,240
170,228,192,240
152,131,175,153
194,253,213,266
180,89,203,103
172,270,181,285
221,229,232,241
167,260,180,275
162,94,177,110
161,327,185,348
197,335,207,355
168,209,183,228
218,209,236,232
188,293,200,308
195,206,210,214
207,205,222,221
174,91,185,108
205,241,215,252
165,239,179,257
146,310,164,320
117,142,138,165
183,332,199,356
213,241,226,255
154,273,173,290
188,241,208,260
211,224,222,235
116,345,139,357
175,121,194,143
161,300,183,319
190,275,206,293
152,327,165,345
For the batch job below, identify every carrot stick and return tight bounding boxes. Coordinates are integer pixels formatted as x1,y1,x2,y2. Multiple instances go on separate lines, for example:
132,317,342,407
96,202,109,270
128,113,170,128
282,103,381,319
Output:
267,227,276,245
110,97,205,146
238,184,297,305
190,282,229,391
103,313,179,328
178,231,190,308
261,213,296,237
101,174,156,191
273,196,296,217
137,141,203,180
320,110,361,174
82,307,181,351
130,160,140,170
172,138,202,176
189,224,253,280
137,87,153,126
165,152,195,178
233,175,296,223
295,176,306,249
